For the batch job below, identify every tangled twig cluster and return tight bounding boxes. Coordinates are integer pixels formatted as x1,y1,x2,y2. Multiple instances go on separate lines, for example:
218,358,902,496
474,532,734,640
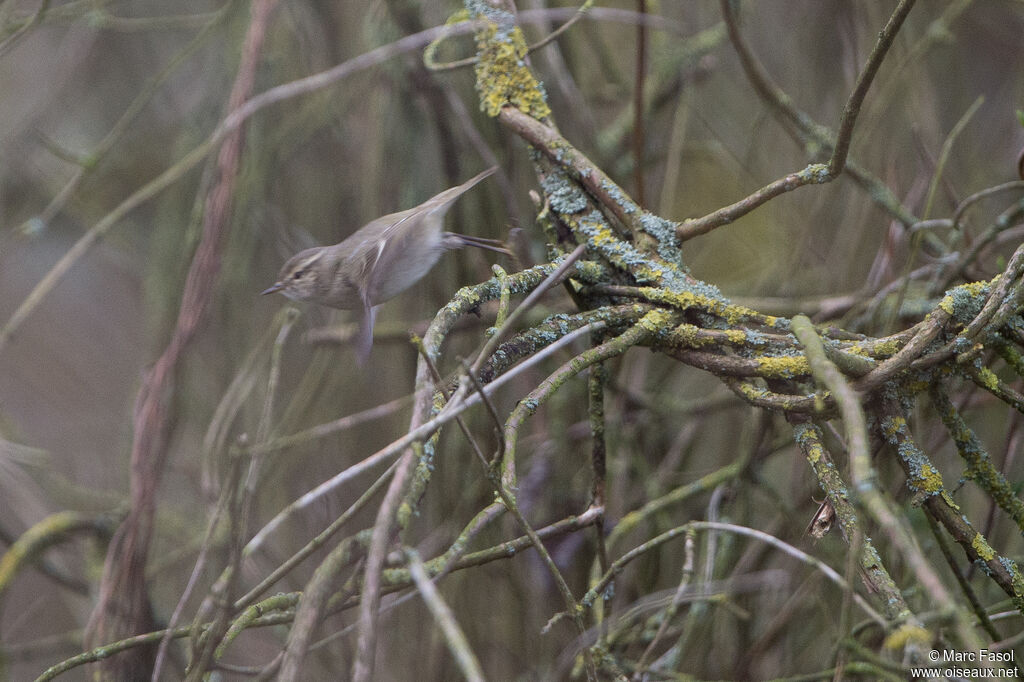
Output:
20,1,1024,680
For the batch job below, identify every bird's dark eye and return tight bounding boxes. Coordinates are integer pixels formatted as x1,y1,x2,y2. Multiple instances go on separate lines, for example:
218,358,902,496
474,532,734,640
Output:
293,270,303,280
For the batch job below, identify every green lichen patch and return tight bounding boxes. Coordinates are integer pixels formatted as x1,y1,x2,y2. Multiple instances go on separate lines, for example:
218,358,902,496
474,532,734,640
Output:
879,415,907,442
575,215,690,293
639,211,683,264
540,171,588,214
793,422,824,463
939,278,994,324
798,163,832,184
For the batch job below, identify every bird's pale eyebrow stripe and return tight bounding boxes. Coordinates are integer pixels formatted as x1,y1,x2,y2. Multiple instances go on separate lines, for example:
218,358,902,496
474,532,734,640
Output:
301,251,325,269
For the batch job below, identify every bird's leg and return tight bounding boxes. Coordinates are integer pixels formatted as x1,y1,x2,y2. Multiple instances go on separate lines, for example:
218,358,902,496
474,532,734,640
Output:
355,296,379,364
443,232,513,256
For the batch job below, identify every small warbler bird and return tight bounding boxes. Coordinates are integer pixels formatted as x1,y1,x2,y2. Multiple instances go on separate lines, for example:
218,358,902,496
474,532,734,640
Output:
262,167,506,361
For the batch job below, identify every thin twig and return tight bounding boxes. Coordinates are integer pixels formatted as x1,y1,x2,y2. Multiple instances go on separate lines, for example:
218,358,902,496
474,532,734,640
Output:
586,521,886,626
828,0,917,176
238,461,397,613
679,0,916,240
0,20,485,353
632,0,647,205
351,446,418,682
246,321,604,558
425,1,596,72
713,0,921,231
406,549,486,682
150,437,244,680
470,243,586,376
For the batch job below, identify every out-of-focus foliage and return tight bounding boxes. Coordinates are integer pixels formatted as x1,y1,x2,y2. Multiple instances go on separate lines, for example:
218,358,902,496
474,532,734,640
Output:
1,1,1023,680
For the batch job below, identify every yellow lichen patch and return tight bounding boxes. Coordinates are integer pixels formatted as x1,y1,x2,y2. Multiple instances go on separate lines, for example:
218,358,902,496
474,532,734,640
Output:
939,294,955,315
845,343,867,357
966,277,996,294
724,329,747,345
474,23,551,119
735,382,768,401
882,416,906,439
661,289,711,309
636,264,666,282
1012,568,1024,598
902,379,932,395
589,223,620,247
802,436,824,464
947,413,972,443
972,533,996,561
976,366,1000,391
641,288,755,324
914,462,944,494
638,308,673,334
941,278,997,317
883,623,931,651
669,323,705,348
397,500,414,528
756,355,810,379
871,337,902,357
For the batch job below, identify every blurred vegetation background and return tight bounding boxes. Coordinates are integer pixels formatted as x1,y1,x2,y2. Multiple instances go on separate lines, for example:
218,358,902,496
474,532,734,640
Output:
1,0,1023,680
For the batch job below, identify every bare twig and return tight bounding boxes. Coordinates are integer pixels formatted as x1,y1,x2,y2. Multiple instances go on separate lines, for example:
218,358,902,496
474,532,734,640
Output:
406,549,486,682
828,0,917,176
678,0,916,240
586,521,886,626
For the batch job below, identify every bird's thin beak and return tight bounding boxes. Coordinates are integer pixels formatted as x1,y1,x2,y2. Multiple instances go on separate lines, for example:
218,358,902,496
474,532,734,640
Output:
261,282,283,296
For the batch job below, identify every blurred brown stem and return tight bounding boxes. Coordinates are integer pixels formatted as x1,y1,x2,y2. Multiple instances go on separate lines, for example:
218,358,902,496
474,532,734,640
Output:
86,1,281,679
632,0,647,205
